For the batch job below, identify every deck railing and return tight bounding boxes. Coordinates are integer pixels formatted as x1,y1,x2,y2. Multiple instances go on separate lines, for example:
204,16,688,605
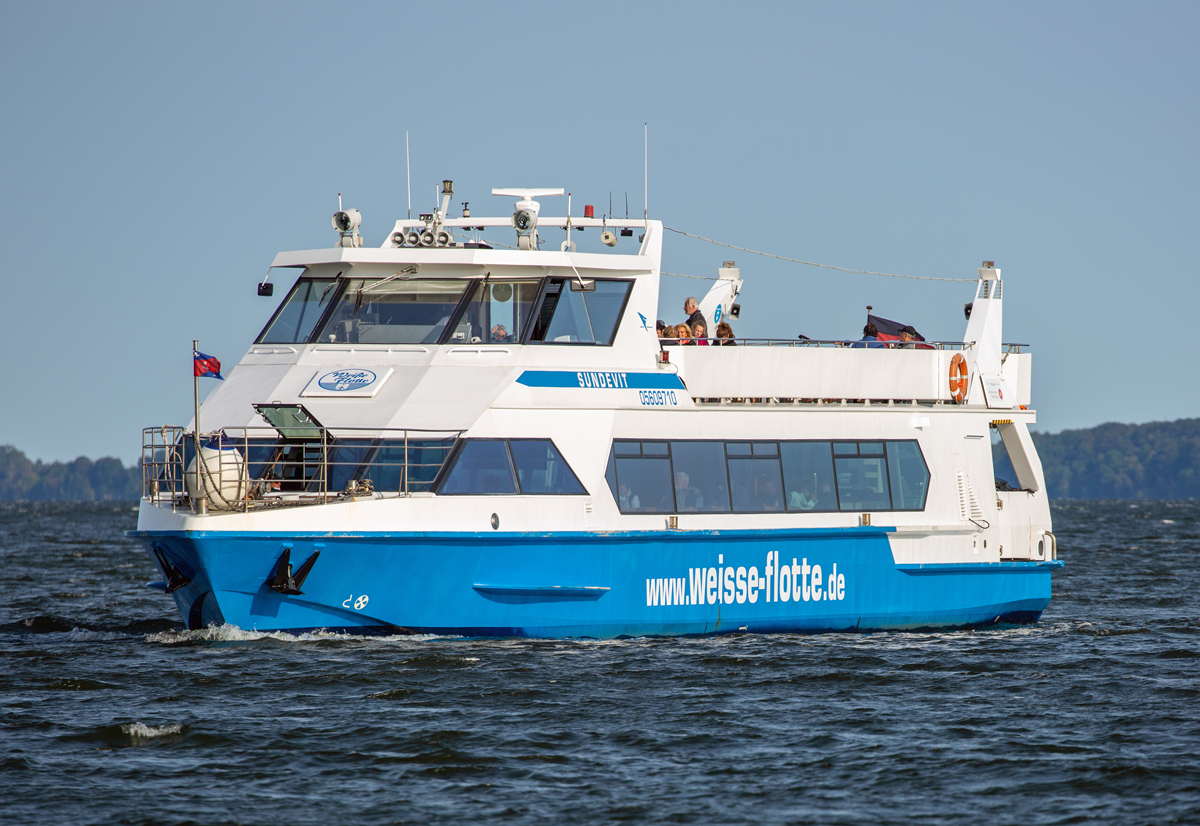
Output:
660,338,1029,353
141,425,462,513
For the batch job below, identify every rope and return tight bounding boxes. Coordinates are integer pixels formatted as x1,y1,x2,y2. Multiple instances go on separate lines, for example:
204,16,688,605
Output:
664,227,975,282
661,271,717,281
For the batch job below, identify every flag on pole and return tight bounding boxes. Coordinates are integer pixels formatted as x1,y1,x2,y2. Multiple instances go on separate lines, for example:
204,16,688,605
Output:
193,350,224,380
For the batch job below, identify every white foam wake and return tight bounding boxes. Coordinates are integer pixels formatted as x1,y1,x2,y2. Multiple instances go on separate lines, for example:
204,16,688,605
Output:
122,722,184,740
144,623,454,645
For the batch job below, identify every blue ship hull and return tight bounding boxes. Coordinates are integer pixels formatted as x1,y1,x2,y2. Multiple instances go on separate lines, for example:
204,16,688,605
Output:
131,527,1060,638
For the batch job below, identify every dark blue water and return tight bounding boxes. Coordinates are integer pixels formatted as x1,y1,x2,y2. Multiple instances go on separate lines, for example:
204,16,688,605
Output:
2,500,1198,825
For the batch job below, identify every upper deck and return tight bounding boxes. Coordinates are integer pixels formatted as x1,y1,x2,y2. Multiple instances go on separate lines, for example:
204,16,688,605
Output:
188,184,1028,439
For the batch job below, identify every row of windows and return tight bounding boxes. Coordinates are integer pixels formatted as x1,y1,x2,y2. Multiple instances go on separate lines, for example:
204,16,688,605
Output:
222,435,931,514
603,440,930,514
258,276,634,347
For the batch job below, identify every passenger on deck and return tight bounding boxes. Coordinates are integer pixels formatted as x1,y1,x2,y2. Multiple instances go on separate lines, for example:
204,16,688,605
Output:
490,324,509,343
684,296,705,330
656,320,667,339
691,321,710,345
673,471,704,511
716,322,736,345
852,323,886,349
897,326,918,349
675,324,694,345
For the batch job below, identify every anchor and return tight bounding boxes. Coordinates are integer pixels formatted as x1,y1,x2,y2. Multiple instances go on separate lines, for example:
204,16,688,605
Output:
267,547,320,596
152,546,192,594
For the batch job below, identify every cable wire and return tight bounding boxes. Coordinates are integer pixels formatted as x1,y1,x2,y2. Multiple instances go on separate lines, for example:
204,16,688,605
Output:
661,271,717,281
664,227,975,282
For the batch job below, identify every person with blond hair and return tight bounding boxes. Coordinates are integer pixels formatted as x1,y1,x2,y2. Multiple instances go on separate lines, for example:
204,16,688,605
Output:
692,321,710,345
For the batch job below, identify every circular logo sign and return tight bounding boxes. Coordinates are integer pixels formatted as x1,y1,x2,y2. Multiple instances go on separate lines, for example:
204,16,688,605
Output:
318,369,377,392
713,305,723,323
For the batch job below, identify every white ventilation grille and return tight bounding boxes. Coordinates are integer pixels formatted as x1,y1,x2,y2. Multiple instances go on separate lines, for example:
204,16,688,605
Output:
957,471,985,521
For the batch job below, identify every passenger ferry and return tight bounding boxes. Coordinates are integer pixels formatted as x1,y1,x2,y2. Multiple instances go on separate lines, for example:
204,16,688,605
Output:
132,182,1059,636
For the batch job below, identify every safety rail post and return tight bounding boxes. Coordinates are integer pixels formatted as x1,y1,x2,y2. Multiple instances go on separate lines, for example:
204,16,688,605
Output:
404,431,409,497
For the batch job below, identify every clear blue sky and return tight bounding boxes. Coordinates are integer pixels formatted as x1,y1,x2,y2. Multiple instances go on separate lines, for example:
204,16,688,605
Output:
2,2,1196,463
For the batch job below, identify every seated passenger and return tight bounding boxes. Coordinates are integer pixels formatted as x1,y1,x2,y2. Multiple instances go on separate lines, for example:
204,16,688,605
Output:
716,322,736,345
897,325,918,349
656,319,668,340
789,484,818,511
673,471,704,511
756,477,783,511
692,321,710,345
490,324,509,343
851,323,886,349
675,324,694,345
618,483,641,511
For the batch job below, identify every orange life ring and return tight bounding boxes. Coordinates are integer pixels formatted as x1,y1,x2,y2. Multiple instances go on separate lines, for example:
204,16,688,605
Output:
949,353,969,403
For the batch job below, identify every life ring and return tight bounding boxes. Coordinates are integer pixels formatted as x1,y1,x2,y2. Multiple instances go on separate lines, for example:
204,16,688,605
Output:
949,353,969,403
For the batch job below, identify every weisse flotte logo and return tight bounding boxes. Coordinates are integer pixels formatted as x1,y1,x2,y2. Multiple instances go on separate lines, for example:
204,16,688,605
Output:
646,550,846,607
317,369,377,392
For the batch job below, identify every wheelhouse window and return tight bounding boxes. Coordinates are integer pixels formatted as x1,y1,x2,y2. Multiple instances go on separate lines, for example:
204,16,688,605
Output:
527,278,633,345
257,277,337,344
436,439,586,495
317,278,472,344
448,279,539,344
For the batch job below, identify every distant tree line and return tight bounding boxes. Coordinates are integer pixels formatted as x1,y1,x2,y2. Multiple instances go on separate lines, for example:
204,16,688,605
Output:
994,418,1200,499
0,445,141,501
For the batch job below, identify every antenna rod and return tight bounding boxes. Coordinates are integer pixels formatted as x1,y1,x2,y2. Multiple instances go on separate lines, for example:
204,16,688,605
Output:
644,123,648,220
338,192,342,212
406,131,411,220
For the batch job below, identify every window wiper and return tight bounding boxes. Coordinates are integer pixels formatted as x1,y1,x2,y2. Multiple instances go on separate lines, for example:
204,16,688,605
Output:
320,273,341,303
354,266,419,315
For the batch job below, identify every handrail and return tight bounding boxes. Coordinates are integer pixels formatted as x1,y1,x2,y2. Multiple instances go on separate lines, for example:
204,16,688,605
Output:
659,338,977,350
142,424,462,514
658,339,1031,353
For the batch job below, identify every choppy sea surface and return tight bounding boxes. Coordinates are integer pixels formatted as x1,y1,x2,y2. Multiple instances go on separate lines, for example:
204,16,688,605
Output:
1,500,1198,825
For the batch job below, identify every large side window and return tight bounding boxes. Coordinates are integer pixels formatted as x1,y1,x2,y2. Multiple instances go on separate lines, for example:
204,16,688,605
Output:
610,441,674,513
258,277,337,344
670,441,730,512
886,441,930,509
438,440,518,495
527,279,633,345
508,439,586,494
833,442,891,511
437,439,586,495
727,442,786,512
780,442,838,512
326,437,457,494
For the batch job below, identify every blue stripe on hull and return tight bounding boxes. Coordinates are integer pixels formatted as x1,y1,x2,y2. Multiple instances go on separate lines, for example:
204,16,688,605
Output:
132,528,1060,638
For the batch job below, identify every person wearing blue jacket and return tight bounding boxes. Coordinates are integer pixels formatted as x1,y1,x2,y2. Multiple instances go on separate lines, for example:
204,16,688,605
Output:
852,323,886,348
